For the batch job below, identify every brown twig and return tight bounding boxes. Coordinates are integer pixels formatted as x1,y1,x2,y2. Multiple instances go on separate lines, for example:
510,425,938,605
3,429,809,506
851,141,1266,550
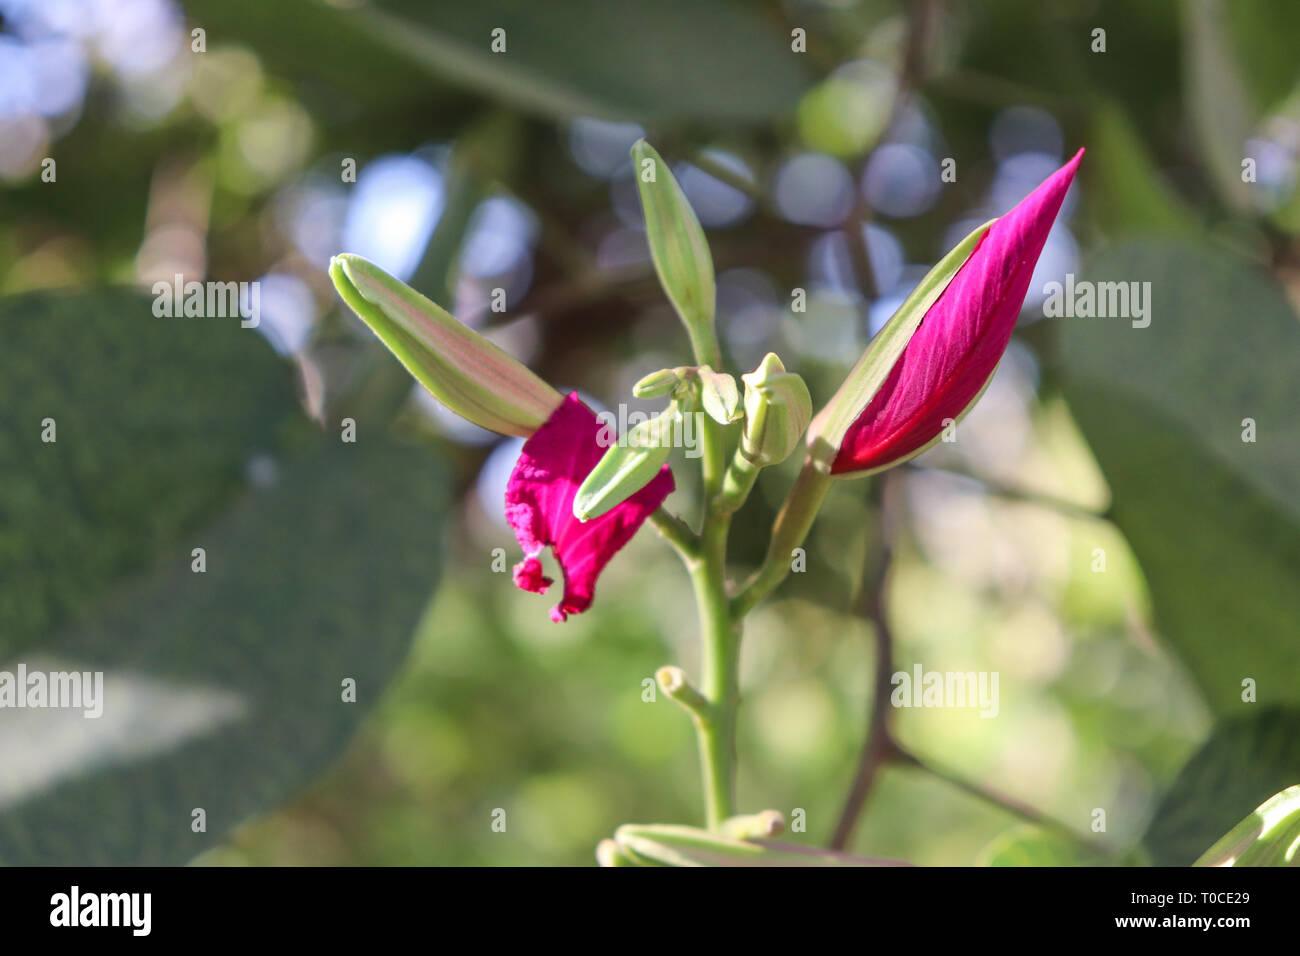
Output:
828,470,904,850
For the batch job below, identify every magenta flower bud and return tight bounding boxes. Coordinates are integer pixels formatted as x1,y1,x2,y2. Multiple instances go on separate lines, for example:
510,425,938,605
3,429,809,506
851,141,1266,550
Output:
821,149,1083,476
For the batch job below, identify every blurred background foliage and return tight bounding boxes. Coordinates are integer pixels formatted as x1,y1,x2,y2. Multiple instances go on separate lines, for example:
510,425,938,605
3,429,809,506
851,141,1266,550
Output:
1,0,1297,865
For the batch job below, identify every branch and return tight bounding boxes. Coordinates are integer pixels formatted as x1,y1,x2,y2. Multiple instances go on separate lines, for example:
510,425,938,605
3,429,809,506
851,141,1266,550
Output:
903,462,1109,521
891,745,1117,861
829,470,904,849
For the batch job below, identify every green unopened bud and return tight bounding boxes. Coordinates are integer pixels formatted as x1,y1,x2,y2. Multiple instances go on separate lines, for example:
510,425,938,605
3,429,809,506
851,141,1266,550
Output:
632,367,683,399
631,140,719,367
573,405,679,521
698,366,742,424
739,353,813,467
330,254,562,437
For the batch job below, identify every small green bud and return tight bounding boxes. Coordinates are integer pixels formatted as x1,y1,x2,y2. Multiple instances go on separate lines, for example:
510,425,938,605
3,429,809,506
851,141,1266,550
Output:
739,353,813,467
698,366,742,424
573,405,679,521
632,367,683,399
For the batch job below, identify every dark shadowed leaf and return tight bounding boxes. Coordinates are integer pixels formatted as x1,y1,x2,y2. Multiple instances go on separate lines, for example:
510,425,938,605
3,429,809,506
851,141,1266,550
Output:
1143,709,1300,866
0,290,296,661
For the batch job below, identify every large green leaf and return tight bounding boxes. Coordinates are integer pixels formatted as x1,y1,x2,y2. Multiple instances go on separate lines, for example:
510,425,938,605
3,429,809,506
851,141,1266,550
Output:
1182,0,1254,211
1060,241,1300,714
976,825,1096,867
1143,709,1300,866
0,289,448,863
352,0,811,123
0,290,297,661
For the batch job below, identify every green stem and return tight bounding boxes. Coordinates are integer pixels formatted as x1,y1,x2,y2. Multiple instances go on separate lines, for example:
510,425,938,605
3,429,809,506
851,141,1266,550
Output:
688,510,737,829
671,393,738,829
731,457,833,618
715,445,760,516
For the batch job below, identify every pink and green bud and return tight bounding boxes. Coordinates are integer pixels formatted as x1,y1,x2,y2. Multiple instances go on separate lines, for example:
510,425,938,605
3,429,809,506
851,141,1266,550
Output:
808,149,1083,476
329,253,562,437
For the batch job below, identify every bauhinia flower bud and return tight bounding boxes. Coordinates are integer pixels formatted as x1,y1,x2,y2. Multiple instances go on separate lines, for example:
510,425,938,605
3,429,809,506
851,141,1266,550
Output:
807,149,1083,476
698,367,742,424
573,403,682,522
632,367,684,399
329,253,562,436
740,353,813,467
632,139,720,367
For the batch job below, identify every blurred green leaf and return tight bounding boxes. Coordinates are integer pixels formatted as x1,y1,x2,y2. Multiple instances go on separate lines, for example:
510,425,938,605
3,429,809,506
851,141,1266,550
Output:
632,140,719,366
977,825,1095,866
1222,0,1300,112
1061,241,1300,713
0,290,296,661
1144,709,1300,866
351,0,810,123
0,428,448,864
1088,100,1199,236
1183,0,1254,211
1195,785,1300,866
180,0,448,111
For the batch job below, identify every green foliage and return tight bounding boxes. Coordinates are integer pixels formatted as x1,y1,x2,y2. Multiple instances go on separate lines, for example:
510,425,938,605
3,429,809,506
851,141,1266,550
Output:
1195,785,1300,867
1144,709,1300,866
1061,242,1300,714
0,290,448,864
0,290,295,660
356,0,810,123
977,825,1096,867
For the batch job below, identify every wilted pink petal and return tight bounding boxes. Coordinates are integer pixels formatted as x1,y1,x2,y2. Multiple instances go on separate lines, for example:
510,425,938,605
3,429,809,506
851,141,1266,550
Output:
832,148,1083,474
505,393,674,622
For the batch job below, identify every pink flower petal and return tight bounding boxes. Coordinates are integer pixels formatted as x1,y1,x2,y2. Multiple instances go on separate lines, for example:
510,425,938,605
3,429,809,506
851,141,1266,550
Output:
833,149,1083,474
505,393,674,622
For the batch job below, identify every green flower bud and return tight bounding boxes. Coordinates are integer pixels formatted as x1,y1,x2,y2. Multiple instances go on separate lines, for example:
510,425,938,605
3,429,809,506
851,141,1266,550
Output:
329,254,562,437
631,139,719,367
698,366,742,424
632,367,683,399
572,404,680,522
739,353,813,467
